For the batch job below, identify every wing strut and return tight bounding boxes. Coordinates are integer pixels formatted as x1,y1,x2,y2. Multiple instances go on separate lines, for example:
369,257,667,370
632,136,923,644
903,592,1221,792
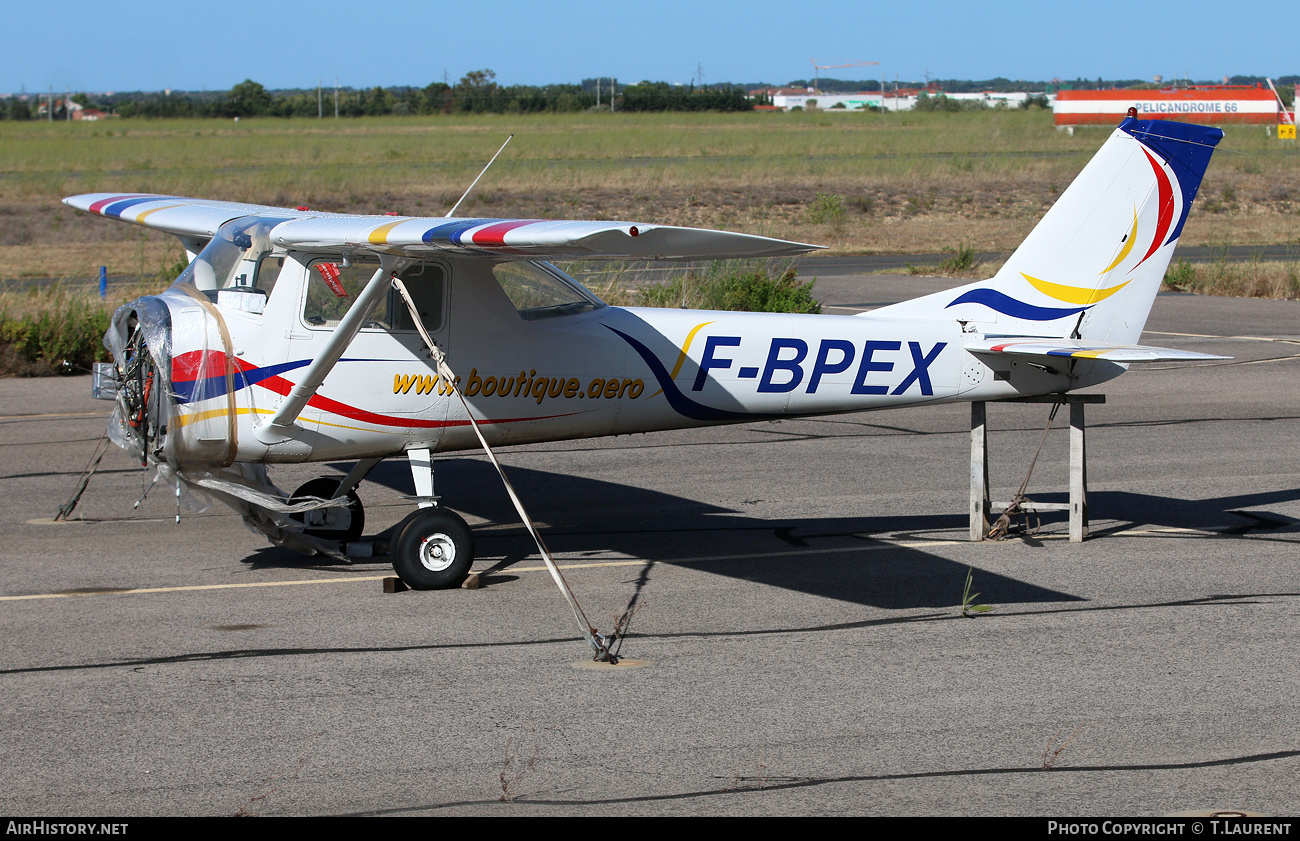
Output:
391,275,619,663
255,257,402,443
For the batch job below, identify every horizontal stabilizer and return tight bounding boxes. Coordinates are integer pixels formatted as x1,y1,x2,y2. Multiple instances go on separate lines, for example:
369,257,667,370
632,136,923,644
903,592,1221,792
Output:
966,338,1229,363
63,193,823,261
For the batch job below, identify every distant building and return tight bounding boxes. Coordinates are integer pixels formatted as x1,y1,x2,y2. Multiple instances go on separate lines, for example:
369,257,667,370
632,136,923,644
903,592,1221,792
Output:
756,87,884,111
938,91,1037,108
753,87,1047,113
33,98,116,121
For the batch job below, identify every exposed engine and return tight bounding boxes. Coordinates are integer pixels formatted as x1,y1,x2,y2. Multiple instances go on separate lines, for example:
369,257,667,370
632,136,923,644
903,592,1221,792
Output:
104,296,174,467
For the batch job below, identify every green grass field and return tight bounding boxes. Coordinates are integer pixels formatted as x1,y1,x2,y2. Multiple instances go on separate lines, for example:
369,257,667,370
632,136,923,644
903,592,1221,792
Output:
2,108,1298,375
1,108,1296,281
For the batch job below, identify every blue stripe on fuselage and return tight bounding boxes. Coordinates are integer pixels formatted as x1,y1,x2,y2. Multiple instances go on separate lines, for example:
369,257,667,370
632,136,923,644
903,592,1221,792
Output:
606,326,782,422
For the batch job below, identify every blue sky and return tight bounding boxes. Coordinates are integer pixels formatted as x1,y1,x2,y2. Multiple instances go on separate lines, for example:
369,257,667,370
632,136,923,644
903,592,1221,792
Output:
4,0,1291,94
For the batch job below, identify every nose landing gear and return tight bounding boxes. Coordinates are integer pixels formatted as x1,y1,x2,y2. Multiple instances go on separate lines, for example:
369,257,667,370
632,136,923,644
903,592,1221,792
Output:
293,449,475,590
391,507,475,590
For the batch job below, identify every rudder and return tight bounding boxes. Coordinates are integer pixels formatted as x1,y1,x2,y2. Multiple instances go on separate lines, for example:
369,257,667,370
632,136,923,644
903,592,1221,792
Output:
871,117,1223,344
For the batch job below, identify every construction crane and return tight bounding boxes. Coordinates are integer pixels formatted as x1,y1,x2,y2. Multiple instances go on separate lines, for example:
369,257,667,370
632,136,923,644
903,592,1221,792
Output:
809,60,879,95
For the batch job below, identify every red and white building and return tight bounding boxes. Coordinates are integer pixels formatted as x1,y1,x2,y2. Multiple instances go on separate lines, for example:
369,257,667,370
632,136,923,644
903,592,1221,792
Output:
1054,86,1279,126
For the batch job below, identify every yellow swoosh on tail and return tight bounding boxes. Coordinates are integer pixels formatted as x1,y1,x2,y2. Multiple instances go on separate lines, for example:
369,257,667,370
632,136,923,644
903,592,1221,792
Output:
1022,273,1129,306
1098,209,1139,275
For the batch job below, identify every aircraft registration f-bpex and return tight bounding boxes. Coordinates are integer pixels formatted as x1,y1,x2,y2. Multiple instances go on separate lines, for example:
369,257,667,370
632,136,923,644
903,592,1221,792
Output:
67,116,1225,600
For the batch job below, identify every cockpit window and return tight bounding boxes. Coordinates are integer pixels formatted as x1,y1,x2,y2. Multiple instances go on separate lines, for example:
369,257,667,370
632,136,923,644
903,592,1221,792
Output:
302,258,445,332
492,261,604,321
254,253,285,297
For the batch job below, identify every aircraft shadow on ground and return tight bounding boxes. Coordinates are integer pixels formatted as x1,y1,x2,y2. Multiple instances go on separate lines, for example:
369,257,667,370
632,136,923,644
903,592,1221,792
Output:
242,458,1300,610
243,456,1300,608
240,458,1081,610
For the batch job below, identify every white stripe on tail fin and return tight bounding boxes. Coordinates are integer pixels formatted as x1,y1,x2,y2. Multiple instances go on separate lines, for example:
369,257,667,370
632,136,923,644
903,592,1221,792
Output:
871,117,1222,344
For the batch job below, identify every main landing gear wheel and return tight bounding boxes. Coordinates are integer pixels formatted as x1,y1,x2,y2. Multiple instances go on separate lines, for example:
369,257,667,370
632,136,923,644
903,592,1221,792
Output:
392,508,475,590
289,478,365,543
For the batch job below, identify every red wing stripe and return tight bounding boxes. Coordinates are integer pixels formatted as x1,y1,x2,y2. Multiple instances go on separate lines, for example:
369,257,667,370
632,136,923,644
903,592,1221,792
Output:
470,220,539,245
89,194,148,214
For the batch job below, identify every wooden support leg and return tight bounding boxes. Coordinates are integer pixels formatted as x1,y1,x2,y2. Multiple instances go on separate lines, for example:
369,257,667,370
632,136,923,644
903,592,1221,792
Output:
1069,402,1088,542
970,402,990,541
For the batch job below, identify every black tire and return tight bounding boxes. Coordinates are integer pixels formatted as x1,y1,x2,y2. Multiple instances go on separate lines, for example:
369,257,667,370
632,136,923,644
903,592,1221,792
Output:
392,508,475,590
289,478,365,543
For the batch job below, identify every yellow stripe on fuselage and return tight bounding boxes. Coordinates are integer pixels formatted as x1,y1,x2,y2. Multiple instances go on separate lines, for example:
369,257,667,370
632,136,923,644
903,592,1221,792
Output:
669,321,715,380
173,405,405,436
171,406,265,428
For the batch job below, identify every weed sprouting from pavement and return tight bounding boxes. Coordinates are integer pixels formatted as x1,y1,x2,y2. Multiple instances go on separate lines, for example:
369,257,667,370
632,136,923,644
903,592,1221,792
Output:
722,750,770,791
499,731,541,802
939,242,980,273
961,565,994,617
1042,722,1088,770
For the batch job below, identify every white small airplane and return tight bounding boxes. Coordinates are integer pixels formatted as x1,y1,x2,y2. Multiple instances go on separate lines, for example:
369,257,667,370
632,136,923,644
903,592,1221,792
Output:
67,115,1225,592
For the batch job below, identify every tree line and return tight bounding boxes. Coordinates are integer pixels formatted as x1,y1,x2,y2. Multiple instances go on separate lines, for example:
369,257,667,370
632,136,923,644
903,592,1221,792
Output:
8,71,1294,121
1,71,752,120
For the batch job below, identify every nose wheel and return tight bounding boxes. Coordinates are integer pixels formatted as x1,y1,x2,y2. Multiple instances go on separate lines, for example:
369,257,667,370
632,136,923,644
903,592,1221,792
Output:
392,508,475,590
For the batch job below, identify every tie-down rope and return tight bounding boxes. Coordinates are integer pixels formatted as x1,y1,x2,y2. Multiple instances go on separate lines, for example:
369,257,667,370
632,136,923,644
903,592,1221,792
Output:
987,402,1062,541
391,275,616,662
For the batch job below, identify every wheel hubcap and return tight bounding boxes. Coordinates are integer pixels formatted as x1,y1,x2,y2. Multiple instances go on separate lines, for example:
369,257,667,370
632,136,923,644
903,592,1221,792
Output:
418,533,456,572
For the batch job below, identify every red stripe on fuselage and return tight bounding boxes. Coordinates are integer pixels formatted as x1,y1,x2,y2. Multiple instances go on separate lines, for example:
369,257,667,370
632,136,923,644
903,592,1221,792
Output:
175,351,575,430
172,350,229,383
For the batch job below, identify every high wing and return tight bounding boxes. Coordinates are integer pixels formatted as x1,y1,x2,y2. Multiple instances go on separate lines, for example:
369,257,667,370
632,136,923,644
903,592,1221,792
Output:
64,193,300,240
965,338,1229,363
64,192,823,261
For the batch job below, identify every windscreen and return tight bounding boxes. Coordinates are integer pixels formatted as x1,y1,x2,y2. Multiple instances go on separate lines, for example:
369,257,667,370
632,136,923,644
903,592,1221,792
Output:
174,215,291,295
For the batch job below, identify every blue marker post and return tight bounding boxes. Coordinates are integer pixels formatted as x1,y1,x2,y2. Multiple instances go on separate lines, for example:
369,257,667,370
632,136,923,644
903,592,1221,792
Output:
98,266,107,298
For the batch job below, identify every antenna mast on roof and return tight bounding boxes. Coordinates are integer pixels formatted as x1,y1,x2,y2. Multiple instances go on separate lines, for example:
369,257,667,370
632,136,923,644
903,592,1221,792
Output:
446,135,514,218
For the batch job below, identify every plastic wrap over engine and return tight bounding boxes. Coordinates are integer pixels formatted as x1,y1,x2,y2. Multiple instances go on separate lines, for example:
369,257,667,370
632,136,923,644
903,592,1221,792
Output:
156,462,350,559
104,296,173,465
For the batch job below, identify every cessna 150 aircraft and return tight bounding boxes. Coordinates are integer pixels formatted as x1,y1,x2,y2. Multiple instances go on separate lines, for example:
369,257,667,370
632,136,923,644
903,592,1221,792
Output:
67,116,1223,592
